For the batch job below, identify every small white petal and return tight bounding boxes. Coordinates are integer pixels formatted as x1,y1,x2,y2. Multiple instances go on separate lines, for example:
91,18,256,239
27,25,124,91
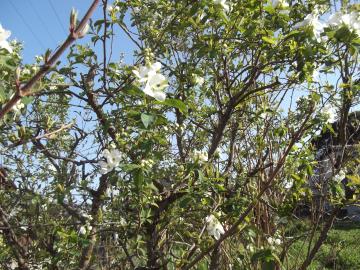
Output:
150,62,161,72
152,90,166,101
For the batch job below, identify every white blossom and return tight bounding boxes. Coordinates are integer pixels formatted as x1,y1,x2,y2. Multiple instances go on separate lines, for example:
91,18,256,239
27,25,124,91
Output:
107,5,120,13
193,74,205,86
10,94,25,115
272,0,287,8
312,68,320,83
192,150,208,163
327,11,360,35
0,24,12,53
140,158,155,169
327,12,343,27
267,236,282,246
205,214,225,240
79,224,92,235
322,105,336,123
98,148,122,174
334,170,346,183
113,232,119,243
246,244,255,253
133,62,168,101
283,179,293,189
293,13,325,42
272,0,289,12
213,0,230,13
79,226,87,235
22,68,31,75
12,100,25,114
9,260,18,270
274,238,282,245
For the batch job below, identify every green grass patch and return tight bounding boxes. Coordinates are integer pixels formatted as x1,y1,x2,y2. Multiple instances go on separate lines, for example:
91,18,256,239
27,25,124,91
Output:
286,221,360,270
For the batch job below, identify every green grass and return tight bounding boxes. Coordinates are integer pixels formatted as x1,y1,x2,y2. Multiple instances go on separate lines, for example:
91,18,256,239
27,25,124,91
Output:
286,221,360,270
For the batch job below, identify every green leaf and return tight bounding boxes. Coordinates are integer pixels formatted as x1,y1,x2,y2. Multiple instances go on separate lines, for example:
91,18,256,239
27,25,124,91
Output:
179,196,193,208
120,163,142,172
291,174,301,181
347,175,360,186
262,36,277,45
0,54,16,70
251,249,273,263
22,97,34,105
264,5,275,14
262,260,276,270
196,261,208,270
158,98,187,114
141,113,155,128
251,249,281,270
0,86,5,103
134,169,144,190
334,26,351,41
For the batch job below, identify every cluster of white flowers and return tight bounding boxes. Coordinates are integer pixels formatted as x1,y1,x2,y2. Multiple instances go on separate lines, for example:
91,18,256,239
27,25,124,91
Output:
205,214,225,240
328,11,360,35
246,244,255,253
294,8,360,42
294,11,325,42
267,236,282,246
133,61,168,101
22,68,31,76
9,260,18,270
271,0,290,15
174,122,186,133
272,0,288,9
192,73,205,86
0,24,12,53
140,158,155,169
98,148,122,174
334,170,346,183
312,68,320,83
214,0,230,13
12,100,25,114
107,5,120,13
192,150,208,163
79,224,93,235
322,105,337,123
283,179,293,189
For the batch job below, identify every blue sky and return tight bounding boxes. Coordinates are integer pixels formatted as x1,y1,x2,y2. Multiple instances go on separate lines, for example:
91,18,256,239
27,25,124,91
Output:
0,0,136,64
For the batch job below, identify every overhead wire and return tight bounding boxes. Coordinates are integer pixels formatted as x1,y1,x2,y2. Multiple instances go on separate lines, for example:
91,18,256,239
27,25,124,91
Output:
48,0,68,36
7,0,47,51
27,0,58,45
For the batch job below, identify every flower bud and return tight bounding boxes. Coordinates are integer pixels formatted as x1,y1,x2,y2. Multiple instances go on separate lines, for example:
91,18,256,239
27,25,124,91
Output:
78,24,90,38
15,67,21,82
44,49,52,63
70,8,78,31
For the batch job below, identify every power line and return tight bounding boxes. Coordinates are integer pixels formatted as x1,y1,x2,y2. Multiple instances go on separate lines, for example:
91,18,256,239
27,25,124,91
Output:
48,0,68,36
27,0,58,45
7,0,47,50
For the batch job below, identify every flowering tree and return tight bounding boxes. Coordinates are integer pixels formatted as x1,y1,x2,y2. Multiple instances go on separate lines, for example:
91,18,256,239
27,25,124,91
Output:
0,0,359,269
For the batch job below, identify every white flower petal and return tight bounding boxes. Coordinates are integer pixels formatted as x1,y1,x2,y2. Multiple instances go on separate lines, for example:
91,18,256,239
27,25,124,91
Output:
214,230,221,240
150,62,161,72
152,90,166,101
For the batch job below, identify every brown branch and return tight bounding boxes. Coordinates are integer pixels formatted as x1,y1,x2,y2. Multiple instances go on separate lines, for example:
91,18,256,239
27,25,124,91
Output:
0,206,29,270
7,123,74,150
298,207,340,270
0,0,100,119
78,174,110,269
181,111,313,270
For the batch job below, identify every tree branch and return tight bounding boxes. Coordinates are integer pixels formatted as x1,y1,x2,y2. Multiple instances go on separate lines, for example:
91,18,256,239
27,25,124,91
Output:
0,0,100,119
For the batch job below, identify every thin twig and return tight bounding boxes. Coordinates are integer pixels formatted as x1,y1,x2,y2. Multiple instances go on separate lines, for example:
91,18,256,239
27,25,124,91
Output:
0,0,100,119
